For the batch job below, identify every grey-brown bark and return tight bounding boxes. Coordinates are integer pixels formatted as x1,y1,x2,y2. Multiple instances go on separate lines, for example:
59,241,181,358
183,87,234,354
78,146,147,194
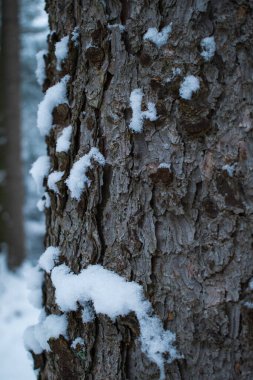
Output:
35,1,253,379
0,0,25,268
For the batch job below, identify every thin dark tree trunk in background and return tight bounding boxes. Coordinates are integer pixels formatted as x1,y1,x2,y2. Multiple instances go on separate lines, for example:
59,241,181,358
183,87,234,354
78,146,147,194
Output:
0,0,25,268
33,1,253,379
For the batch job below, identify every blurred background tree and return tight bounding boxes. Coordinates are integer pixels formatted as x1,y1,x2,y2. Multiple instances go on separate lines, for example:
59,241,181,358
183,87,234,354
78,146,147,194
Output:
20,0,48,262
0,0,24,268
0,0,47,268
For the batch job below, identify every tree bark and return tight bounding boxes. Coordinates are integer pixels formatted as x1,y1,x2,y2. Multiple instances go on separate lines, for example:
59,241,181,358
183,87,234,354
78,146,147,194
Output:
0,0,25,268
36,0,253,379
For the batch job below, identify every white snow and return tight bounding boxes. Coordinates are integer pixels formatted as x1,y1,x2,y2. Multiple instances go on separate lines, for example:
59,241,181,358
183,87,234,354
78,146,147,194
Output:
26,265,44,309
172,67,181,76
47,171,64,194
30,155,50,194
108,24,126,32
35,49,47,86
65,147,105,200
222,164,235,177
82,303,95,323
56,125,72,153
200,36,216,61
249,278,253,290
71,337,85,349
143,24,172,48
166,67,181,82
0,255,40,380
51,263,180,379
24,313,68,354
129,89,158,133
55,36,69,70
71,27,79,47
158,163,171,169
142,102,158,121
179,75,200,100
37,192,51,212
37,75,69,136
38,246,60,273
244,301,253,309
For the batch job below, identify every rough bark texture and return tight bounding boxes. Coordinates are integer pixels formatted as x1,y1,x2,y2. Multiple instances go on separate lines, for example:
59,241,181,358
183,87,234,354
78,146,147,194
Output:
37,1,253,379
0,0,25,268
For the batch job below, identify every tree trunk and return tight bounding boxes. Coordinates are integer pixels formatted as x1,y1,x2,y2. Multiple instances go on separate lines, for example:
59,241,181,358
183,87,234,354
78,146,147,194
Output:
0,0,25,268
35,1,253,379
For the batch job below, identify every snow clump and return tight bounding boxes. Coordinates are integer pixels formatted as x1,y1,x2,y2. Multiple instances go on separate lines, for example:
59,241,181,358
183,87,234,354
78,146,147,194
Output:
200,36,216,61
71,337,85,349
56,125,72,153
179,75,200,100
144,24,172,48
37,192,51,212
37,75,69,136
71,27,79,47
51,263,181,380
55,36,69,70
129,89,158,132
65,147,105,200
222,164,235,177
38,246,60,273
30,155,50,194
47,171,64,194
24,313,68,354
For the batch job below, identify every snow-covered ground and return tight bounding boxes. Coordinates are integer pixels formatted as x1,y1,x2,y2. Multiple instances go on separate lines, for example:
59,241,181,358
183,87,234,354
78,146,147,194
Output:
0,255,39,380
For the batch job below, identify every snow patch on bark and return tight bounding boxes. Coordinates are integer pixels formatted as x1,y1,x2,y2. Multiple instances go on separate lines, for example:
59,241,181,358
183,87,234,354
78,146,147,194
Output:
65,147,105,200
222,164,235,177
38,246,60,273
51,263,180,379
37,75,69,136
24,313,68,354
37,192,51,212
55,36,69,70
107,24,126,32
71,27,79,47
179,75,200,100
144,24,172,47
56,125,72,153
158,163,171,169
71,337,85,349
47,171,64,194
200,36,216,61
30,155,50,194
129,89,158,132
